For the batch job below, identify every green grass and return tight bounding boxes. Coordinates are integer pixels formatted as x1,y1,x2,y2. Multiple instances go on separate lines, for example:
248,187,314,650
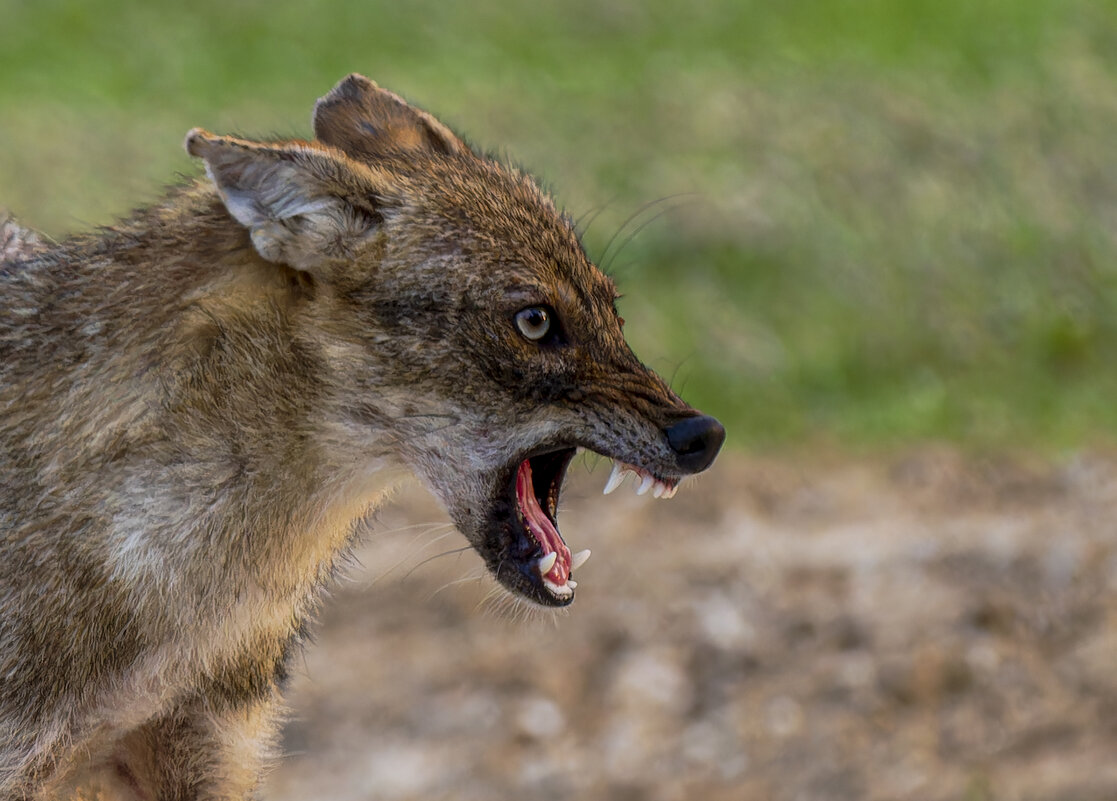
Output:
4,0,1117,451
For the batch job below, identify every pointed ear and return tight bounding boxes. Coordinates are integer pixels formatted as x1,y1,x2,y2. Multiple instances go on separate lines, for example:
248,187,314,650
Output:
312,73,467,160
185,128,390,272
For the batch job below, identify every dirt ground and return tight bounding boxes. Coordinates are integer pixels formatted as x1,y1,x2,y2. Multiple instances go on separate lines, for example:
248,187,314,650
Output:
262,449,1117,801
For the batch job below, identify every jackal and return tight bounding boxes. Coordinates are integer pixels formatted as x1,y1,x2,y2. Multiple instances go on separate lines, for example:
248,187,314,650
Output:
0,75,724,799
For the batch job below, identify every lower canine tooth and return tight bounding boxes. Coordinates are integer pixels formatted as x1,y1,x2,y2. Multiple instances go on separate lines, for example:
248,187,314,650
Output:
570,549,591,571
538,552,558,575
636,475,654,496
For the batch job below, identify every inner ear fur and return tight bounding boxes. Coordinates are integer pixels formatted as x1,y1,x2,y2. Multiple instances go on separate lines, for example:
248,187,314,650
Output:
312,73,467,161
185,128,393,273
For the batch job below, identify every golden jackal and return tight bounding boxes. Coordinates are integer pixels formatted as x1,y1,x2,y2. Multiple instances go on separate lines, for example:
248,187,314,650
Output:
0,75,724,799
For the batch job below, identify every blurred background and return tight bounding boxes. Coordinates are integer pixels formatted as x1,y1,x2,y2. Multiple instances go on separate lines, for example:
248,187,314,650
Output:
3,1,1117,799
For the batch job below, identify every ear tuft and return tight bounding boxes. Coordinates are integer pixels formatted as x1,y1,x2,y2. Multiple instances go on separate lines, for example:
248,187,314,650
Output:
328,73,379,102
313,73,467,160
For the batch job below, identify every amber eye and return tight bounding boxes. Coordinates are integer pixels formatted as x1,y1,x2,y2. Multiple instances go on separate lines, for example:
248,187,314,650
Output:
514,307,552,341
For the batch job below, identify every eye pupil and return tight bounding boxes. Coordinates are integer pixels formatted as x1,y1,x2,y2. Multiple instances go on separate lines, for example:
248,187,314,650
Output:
515,307,552,341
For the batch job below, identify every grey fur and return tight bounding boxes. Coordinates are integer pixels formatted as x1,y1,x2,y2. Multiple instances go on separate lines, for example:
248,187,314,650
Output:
0,75,721,799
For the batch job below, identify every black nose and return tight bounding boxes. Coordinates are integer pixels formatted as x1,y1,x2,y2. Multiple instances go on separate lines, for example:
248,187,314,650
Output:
664,414,725,473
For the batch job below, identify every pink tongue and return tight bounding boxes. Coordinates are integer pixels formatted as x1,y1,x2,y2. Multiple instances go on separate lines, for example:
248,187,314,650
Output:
516,459,571,584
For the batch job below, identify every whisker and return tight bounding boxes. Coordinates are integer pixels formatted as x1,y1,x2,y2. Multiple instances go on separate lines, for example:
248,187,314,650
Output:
380,520,458,535
395,523,459,549
362,523,457,587
400,544,475,581
666,352,696,395
476,583,510,616
598,193,698,272
482,589,529,622
427,568,487,601
603,198,695,275
573,195,619,238
476,583,571,626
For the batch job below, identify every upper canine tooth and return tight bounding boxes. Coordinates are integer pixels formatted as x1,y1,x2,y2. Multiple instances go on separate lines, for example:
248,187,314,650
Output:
538,552,558,575
636,475,654,496
603,462,625,495
570,549,591,571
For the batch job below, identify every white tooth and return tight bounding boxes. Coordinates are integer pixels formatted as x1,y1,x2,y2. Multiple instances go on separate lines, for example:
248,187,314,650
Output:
663,484,679,499
636,474,654,496
570,549,591,571
542,577,573,597
567,580,578,589
603,462,626,495
538,552,558,575
652,480,667,498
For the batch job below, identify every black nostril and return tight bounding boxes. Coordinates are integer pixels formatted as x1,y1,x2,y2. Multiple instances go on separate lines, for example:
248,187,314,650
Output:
664,414,726,473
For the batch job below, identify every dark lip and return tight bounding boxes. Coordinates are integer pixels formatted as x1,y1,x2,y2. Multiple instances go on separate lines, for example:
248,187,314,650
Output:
483,444,579,607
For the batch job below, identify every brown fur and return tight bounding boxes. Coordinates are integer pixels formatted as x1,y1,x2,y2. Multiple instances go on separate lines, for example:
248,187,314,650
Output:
0,213,45,263
0,75,722,799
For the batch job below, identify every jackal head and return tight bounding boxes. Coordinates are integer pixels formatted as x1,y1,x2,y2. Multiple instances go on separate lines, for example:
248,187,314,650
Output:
186,74,724,607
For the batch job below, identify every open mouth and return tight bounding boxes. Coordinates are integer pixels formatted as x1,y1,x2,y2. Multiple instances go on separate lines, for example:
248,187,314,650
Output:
496,447,681,607
509,447,582,604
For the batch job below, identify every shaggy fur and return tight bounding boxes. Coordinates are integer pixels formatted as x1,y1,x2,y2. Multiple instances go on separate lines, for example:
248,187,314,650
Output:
0,75,722,799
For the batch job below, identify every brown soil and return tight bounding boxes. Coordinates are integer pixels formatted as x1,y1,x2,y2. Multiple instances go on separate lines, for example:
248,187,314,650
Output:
263,449,1117,801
